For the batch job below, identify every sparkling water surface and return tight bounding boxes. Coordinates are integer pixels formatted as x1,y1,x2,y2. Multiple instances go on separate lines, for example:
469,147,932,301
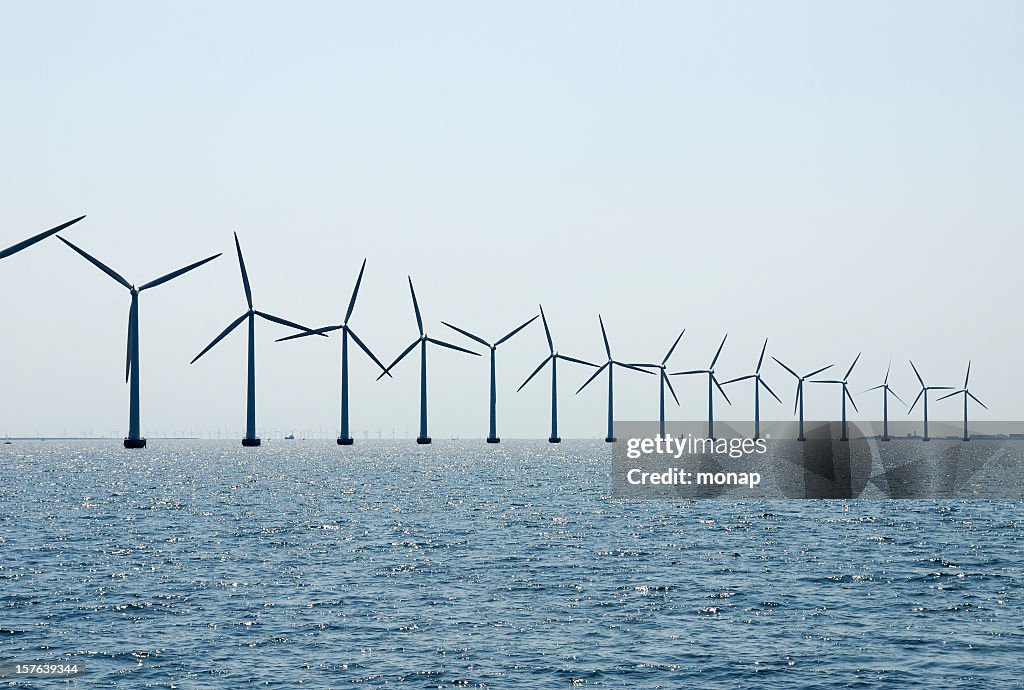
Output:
1,440,1021,688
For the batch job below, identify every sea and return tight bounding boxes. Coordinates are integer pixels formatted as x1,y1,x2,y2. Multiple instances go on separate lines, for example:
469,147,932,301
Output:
1,440,1021,688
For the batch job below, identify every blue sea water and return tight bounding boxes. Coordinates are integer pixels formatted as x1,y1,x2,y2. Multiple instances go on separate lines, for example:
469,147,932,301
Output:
1,440,1021,688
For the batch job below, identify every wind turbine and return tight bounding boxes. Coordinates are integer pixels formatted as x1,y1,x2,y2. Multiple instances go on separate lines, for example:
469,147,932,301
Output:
1,216,86,261
629,329,686,437
907,361,954,441
442,313,539,443
670,334,731,440
378,277,480,444
516,305,597,443
58,236,221,448
810,353,861,442
772,358,833,441
721,339,782,440
576,315,656,442
190,233,324,447
276,258,390,445
937,361,987,441
859,357,905,441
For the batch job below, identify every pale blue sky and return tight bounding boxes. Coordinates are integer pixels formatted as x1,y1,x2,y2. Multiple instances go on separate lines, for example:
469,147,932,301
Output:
1,1,1021,437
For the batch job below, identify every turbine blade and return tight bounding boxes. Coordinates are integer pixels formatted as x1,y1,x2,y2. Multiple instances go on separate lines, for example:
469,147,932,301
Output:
908,389,923,414
556,354,599,368
598,315,611,358
613,361,657,375
0,215,86,260
408,276,423,336
625,363,661,369
662,328,686,365
709,333,728,369
888,387,907,406
967,391,988,409
441,321,489,347
909,360,924,387
843,352,861,381
670,369,707,376
234,232,252,309
344,258,367,324
125,309,133,382
378,339,420,380
761,378,783,404
756,338,768,373
426,337,480,356
517,355,553,392
57,236,132,290
773,357,799,379
845,385,859,412
191,312,248,364
793,382,801,415
713,375,732,405
664,371,680,406
576,362,609,394
936,390,961,401
884,355,892,384
859,384,885,394
139,253,222,291
276,324,343,342
254,310,325,335
347,327,391,376
720,374,754,385
805,364,834,379
495,314,539,346
964,360,971,388
539,304,554,354
811,379,843,384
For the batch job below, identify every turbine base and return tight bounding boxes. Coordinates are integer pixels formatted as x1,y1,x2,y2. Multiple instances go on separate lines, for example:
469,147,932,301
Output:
963,437,971,442
605,437,617,443
337,437,354,446
486,437,500,444
923,437,931,442
880,436,891,442
797,437,806,442
840,437,849,443
242,438,261,447
548,437,561,443
416,437,432,445
123,438,146,449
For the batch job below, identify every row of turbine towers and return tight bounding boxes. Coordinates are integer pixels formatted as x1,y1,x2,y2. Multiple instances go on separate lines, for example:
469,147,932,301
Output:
2,217,988,447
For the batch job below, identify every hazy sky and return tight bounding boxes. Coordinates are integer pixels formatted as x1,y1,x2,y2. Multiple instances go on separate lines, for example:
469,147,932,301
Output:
2,1,1021,438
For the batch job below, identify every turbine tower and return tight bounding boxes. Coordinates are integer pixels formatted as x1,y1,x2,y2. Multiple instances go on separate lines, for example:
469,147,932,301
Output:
576,315,655,442
1,216,85,261
859,357,905,441
442,313,539,443
629,329,686,437
277,258,390,445
721,339,782,440
671,334,731,440
58,237,220,448
378,277,480,444
190,233,323,447
516,305,597,443
810,353,861,442
907,361,954,442
772,358,833,441
937,361,987,442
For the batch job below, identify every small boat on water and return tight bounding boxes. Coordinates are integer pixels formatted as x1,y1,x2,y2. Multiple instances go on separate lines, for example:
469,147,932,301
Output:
284,433,295,440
